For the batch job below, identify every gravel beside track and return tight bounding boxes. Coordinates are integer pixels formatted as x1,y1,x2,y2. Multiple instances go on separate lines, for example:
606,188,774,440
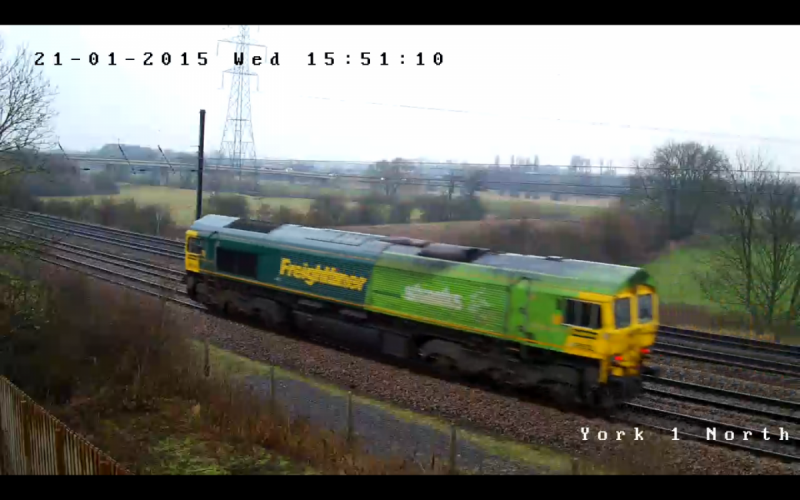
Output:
655,356,800,398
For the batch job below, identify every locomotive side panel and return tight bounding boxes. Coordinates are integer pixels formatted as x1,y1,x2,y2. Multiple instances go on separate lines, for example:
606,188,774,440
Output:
264,247,375,306
366,258,508,335
510,283,577,352
195,237,377,307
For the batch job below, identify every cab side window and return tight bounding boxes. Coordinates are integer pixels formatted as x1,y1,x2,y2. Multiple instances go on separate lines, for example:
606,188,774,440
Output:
188,237,203,254
638,294,653,323
563,299,602,330
615,298,631,329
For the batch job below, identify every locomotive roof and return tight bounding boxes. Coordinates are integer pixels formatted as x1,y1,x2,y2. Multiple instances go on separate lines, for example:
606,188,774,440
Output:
189,215,652,294
473,253,652,295
189,215,391,259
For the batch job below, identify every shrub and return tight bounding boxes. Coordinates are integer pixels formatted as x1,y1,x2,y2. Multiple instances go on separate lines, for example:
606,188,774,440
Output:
0,262,448,475
38,197,175,237
204,193,251,218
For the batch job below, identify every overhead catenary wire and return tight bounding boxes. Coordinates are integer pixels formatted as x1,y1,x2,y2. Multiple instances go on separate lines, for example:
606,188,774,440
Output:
294,94,800,146
50,154,800,198
32,138,800,176
199,156,800,176
54,151,800,178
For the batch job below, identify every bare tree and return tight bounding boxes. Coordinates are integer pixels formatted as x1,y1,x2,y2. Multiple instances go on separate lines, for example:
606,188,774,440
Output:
0,37,58,257
461,166,487,198
696,151,800,338
367,158,415,198
629,140,727,241
0,36,58,175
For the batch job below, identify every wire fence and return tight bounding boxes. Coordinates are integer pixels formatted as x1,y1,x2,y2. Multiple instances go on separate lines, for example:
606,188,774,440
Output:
201,350,585,475
0,376,130,475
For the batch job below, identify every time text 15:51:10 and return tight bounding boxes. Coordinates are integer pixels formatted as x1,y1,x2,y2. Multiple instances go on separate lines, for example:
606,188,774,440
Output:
308,52,443,66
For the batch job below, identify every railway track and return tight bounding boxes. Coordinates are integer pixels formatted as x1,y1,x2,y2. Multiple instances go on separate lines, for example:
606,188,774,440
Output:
3,223,800,462
636,376,800,460
618,402,800,462
658,324,800,357
0,207,184,249
0,209,184,261
3,208,798,357
651,342,800,377
645,375,800,422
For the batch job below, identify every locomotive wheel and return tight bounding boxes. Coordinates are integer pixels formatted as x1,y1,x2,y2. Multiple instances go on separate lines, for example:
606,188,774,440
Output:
550,382,579,407
194,283,217,311
484,367,509,387
591,386,616,412
186,276,198,301
258,299,288,330
429,354,458,375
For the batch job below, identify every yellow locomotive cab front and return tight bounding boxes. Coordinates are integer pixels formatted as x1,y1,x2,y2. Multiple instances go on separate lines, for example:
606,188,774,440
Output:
604,285,659,393
185,229,203,273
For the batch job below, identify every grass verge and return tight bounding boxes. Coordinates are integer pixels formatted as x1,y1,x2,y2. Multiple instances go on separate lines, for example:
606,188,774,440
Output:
0,260,447,474
202,341,613,475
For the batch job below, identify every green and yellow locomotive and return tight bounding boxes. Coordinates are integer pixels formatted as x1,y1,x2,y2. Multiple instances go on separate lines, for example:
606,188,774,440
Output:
185,214,659,409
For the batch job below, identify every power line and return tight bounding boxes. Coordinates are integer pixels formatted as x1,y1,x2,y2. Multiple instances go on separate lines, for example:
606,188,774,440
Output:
57,152,800,182
54,155,800,198
43,141,800,176
293,95,800,146
70,145,799,176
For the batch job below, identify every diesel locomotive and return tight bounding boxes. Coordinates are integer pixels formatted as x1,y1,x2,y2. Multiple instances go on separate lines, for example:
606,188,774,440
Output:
185,214,659,409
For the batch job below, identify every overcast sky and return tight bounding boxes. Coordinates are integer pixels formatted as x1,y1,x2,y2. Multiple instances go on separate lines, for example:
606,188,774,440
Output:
2,25,800,172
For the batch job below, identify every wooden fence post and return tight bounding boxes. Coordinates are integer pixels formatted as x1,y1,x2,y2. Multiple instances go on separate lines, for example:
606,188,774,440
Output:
204,337,210,378
346,391,354,446
55,427,66,475
0,394,5,475
21,399,31,475
449,425,457,474
270,366,276,416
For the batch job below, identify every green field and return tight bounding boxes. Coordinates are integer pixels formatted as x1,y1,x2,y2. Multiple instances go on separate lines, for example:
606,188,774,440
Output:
39,185,610,228
645,241,800,343
40,185,315,227
478,192,611,219
644,244,800,342
645,242,799,313
644,246,718,308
